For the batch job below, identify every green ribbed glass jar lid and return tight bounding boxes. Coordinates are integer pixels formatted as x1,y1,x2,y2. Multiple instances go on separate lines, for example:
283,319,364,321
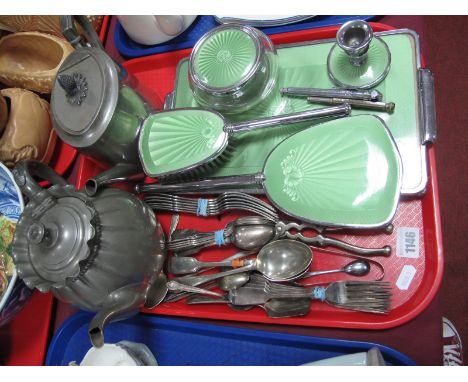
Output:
192,28,258,88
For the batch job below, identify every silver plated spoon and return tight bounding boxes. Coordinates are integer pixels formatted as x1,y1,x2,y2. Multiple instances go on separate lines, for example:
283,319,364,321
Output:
170,239,313,285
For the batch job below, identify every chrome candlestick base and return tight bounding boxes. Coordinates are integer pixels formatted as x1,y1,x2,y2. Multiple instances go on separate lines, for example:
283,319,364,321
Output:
327,20,391,89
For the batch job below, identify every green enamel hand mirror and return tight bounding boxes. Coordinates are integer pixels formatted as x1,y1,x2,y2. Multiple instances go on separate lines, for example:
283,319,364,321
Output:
138,115,402,228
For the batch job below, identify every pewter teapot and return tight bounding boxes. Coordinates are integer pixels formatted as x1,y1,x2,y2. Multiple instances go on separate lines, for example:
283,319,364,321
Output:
51,16,161,196
11,160,166,347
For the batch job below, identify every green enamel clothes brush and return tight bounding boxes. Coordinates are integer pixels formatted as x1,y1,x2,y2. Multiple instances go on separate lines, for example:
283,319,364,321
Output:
138,105,351,178
138,115,402,229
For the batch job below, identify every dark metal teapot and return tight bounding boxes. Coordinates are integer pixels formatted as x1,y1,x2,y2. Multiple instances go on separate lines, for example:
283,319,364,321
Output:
10,160,166,347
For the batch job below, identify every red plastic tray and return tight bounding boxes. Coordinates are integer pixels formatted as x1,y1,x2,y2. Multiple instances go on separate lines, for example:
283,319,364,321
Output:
46,140,75,175
99,15,111,43
76,23,443,330
0,292,54,365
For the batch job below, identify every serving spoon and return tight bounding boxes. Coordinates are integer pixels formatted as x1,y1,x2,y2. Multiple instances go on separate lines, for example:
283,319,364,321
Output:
168,239,313,288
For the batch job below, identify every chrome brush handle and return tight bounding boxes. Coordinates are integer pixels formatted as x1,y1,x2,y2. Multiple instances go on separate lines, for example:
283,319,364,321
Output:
225,104,351,134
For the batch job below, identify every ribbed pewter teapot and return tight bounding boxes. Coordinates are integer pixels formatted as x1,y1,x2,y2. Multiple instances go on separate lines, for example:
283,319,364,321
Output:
10,160,166,348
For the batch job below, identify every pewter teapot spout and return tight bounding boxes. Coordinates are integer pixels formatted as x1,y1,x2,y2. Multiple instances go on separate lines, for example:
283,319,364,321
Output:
84,163,145,196
11,160,166,347
89,270,168,348
89,283,147,348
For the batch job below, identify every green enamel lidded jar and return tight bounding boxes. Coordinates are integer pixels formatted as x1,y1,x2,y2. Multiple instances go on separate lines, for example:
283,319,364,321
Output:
189,24,278,114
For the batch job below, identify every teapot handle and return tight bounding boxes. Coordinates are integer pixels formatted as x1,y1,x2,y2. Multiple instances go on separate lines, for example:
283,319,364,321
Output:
60,15,104,50
12,160,69,206
59,16,129,84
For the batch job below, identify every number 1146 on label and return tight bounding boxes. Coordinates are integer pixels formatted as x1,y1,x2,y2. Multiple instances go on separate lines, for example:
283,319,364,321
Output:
397,227,420,258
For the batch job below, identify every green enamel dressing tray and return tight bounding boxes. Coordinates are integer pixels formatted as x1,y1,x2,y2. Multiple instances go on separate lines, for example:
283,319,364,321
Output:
172,29,433,195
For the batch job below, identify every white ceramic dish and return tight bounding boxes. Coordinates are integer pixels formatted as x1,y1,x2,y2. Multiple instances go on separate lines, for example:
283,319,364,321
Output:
301,347,386,366
71,341,158,366
117,16,197,45
214,15,315,27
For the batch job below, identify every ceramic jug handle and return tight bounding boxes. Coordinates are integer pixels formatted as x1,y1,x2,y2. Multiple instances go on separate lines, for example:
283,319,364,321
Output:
12,160,68,205
60,15,104,50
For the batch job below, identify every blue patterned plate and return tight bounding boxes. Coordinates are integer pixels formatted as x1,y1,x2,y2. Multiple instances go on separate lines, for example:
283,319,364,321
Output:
0,162,27,324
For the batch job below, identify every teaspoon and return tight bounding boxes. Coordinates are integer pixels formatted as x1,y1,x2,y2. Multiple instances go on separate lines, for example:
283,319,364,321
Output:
300,259,370,279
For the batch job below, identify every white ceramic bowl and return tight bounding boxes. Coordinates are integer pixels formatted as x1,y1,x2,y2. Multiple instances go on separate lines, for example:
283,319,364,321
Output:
72,342,158,366
117,16,197,45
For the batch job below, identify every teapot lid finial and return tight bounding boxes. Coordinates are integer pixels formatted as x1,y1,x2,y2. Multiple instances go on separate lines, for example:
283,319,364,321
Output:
57,73,89,105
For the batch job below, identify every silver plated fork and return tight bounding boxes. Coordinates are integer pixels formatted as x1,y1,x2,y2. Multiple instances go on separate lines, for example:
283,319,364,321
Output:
264,280,392,314
141,192,279,221
167,278,392,314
